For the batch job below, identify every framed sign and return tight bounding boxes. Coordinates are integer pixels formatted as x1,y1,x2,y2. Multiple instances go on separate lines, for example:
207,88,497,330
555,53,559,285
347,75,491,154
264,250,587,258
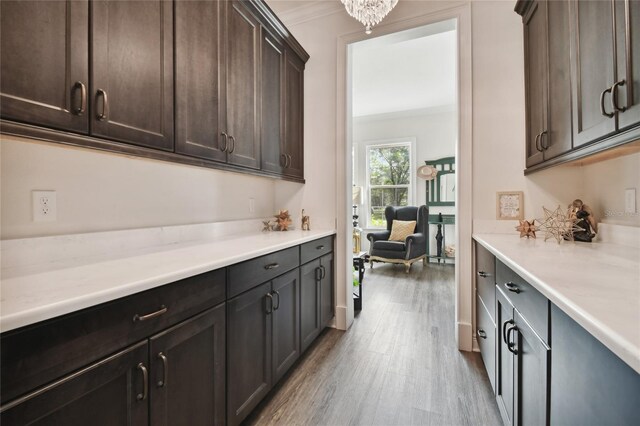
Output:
496,191,524,220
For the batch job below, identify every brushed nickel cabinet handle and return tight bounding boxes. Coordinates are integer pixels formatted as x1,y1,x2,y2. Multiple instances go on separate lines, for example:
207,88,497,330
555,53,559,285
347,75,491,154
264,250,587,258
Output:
136,363,148,401
534,132,543,152
321,265,326,279
272,290,280,310
504,282,521,294
506,324,519,355
315,266,322,281
96,89,109,121
229,135,236,153
133,305,167,322
286,154,292,168
611,79,627,112
74,81,86,115
265,293,274,314
280,153,287,167
316,245,325,250
477,271,488,278
264,263,280,270
157,352,168,387
220,132,229,152
600,86,614,118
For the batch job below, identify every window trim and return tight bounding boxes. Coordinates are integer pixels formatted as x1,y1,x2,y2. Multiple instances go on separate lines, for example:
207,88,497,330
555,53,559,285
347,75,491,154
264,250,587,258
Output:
364,139,416,229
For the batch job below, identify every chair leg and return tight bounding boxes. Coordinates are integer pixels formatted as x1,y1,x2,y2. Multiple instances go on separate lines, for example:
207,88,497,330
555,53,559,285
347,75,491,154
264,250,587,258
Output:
370,261,374,269
405,262,411,273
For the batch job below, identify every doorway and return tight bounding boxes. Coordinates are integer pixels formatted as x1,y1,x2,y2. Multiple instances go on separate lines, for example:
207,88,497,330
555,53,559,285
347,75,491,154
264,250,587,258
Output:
336,5,473,351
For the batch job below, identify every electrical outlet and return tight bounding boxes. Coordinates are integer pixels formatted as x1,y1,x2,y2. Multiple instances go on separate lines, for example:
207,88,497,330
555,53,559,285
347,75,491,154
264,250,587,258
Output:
32,190,57,222
249,198,255,214
625,188,636,214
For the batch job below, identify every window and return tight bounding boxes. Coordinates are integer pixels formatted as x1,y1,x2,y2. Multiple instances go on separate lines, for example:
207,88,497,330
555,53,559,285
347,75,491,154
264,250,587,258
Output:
366,142,413,228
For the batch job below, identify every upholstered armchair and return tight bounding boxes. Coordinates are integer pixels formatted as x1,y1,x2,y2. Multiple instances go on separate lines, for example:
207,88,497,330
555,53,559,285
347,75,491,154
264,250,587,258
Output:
367,205,429,272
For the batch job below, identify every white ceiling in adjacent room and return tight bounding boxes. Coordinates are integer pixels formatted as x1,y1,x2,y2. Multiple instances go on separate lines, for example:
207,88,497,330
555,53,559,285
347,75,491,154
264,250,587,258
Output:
351,19,457,117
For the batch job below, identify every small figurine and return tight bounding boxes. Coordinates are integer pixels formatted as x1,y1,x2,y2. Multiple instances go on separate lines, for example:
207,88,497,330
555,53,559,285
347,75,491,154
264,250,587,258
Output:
566,199,597,242
275,209,292,231
301,209,310,231
262,220,273,232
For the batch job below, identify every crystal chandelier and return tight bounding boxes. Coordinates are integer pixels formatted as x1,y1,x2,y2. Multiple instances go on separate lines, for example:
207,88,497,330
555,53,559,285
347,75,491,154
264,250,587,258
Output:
341,0,399,34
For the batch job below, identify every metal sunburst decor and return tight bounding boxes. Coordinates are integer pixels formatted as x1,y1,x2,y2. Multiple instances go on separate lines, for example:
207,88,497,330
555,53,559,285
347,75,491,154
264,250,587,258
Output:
537,205,584,243
515,219,538,238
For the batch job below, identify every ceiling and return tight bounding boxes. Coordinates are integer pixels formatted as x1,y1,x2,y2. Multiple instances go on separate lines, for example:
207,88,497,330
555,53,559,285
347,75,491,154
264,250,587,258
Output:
351,19,457,117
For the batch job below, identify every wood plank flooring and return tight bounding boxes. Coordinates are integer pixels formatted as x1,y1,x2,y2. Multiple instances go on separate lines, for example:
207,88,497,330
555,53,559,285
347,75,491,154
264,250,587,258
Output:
245,262,502,426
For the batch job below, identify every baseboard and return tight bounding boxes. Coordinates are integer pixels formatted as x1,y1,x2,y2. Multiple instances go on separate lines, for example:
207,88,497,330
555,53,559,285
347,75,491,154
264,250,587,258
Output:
457,321,473,352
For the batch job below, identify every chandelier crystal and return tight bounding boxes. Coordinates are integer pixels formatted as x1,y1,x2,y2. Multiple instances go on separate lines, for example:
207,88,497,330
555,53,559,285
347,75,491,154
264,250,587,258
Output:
341,0,399,34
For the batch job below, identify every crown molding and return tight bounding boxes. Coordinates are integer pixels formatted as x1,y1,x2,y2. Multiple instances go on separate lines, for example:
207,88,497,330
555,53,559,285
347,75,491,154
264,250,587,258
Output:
274,1,345,27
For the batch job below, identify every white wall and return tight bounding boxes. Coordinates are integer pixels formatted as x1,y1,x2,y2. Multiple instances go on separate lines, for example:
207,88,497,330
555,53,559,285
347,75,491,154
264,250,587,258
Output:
1,135,276,239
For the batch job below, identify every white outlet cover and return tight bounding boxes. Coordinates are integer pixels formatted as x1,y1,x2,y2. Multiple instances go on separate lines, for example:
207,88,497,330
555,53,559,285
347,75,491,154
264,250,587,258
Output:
625,188,637,214
32,190,57,222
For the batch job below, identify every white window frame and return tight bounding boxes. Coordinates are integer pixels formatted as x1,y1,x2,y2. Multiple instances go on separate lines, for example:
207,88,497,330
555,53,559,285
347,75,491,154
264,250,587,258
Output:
365,138,416,229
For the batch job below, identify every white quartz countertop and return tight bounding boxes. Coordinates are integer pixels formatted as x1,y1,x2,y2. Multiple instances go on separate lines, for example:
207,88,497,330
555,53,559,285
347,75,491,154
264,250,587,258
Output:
0,229,335,333
473,233,640,374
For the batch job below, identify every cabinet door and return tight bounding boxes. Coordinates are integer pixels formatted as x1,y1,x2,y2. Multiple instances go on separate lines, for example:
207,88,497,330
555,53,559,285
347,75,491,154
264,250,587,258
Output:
300,259,321,353
514,310,550,426
523,1,547,168
272,269,300,383
0,0,89,133
283,49,305,178
149,304,226,426
320,253,335,328
496,287,515,426
225,1,261,169
261,29,285,174
0,341,148,426
571,0,617,146
227,282,272,426
544,0,573,160
615,0,640,130
476,295,496,394
175,0,226,162
91,0,174,150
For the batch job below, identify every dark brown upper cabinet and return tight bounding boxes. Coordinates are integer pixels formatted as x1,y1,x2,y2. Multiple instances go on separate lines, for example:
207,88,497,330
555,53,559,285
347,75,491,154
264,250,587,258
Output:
175,0,227,162
91,0,174,151
283,48,306,179
516,0,640,174
521,0,572,168
225,0,262,170
0,1,89,134
261,29,286,175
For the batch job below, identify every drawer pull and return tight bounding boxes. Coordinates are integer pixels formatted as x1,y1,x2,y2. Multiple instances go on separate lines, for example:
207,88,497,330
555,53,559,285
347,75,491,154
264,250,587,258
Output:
136,363,148,401
157,352,168,387
133,305,168,322
477,271,488,278
477,329,487,339
504,282,521,294
316,245,325,250
264,263,280,270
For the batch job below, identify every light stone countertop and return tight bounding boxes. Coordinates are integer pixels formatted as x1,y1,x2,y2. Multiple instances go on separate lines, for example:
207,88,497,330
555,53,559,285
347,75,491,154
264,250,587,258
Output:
474,233,640,374
0,229,335,333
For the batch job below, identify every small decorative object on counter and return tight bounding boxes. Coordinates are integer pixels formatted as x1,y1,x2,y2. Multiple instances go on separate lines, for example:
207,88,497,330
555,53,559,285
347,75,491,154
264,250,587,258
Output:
565,199,597,242
516,219,538,238
274,210,292,231
538,205,583,244
301,209,310,231
262,220,273,232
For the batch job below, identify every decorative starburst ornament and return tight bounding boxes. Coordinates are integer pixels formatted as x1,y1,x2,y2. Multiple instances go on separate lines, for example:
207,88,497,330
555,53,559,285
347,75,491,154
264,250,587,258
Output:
537,205,584,244
515,219,538,238
274,210,292,231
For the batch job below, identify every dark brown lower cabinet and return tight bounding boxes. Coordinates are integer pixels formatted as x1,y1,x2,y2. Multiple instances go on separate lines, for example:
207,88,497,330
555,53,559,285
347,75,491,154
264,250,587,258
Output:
496,287,550,426
0,304,226,426
319,253,334,328
227,269,302,426
476,295,496,393
0,341,149,426
300,259,321,353
149,304,226,426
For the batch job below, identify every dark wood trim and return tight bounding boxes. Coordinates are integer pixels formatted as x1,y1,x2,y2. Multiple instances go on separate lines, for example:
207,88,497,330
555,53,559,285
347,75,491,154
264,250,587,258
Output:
514,0,533,18
524,124,640,174
250,0,309,63
0,120,305,184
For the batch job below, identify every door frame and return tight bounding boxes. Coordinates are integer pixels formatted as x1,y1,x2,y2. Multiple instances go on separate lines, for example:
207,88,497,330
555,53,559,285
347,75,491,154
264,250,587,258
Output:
335,3,474,351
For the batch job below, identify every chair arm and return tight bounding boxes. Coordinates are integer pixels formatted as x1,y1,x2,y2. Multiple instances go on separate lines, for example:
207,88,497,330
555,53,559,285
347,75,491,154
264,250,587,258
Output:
406,232,427,258
367,230,391,243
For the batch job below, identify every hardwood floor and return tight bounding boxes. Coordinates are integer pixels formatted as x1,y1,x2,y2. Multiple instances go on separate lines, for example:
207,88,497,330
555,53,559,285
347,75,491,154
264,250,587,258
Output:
245,262,502,426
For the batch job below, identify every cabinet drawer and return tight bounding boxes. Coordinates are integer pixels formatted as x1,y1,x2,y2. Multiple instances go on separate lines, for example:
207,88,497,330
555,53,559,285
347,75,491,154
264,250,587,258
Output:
0,268,225,405
475,242,496,321
496,260,549,343
228,246,299,298
476,295,496,394
300,236,333,264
